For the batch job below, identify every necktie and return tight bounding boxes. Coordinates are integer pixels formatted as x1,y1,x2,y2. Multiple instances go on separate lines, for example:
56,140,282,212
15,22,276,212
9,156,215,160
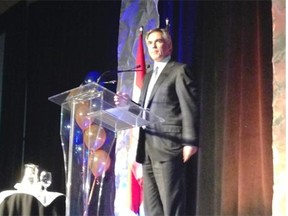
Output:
144,66,159,109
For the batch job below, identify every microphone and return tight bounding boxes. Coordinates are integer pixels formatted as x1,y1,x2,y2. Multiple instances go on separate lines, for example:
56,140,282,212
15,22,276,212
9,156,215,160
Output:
102,80,117,84
96,65,148,84
117,64,141,73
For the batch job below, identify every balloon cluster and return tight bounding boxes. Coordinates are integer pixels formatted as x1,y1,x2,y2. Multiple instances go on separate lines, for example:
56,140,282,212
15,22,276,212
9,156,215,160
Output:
61,71,111,178
74,102,111,178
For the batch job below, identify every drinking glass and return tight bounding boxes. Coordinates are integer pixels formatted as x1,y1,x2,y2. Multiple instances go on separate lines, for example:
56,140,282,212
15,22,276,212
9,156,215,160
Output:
40,171,52,191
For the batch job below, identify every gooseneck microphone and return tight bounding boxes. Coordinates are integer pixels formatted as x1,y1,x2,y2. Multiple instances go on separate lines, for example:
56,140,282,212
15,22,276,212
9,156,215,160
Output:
117,64,141,72
96,65,147,84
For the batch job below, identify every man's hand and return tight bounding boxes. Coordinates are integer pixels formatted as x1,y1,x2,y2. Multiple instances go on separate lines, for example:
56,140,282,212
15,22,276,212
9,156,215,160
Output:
183,146,198,162
114,91,130,106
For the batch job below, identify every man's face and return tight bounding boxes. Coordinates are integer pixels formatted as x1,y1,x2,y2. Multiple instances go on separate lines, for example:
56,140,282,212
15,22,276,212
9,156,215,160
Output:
146,31,172,62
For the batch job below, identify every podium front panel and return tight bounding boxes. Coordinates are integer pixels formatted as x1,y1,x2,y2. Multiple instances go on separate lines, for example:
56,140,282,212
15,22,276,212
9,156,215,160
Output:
49,82,164,215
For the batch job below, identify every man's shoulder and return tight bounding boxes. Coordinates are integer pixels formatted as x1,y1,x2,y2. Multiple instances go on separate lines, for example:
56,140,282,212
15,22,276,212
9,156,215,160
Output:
168,60,190,70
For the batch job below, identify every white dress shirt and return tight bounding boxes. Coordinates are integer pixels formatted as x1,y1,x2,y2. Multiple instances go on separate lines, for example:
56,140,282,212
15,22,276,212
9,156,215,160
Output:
144,56,171,109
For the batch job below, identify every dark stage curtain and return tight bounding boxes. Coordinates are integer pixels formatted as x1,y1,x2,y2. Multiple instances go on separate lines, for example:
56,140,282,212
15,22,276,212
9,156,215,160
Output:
158,1,273,215
0,1,273,215
0,0,121,197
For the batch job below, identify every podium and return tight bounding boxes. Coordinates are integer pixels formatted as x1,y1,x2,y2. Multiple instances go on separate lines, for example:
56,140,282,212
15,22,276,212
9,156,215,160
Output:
49,82,163,216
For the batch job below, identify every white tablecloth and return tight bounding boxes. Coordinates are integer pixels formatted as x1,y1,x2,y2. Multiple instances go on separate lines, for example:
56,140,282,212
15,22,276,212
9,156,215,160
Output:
0,189,64,207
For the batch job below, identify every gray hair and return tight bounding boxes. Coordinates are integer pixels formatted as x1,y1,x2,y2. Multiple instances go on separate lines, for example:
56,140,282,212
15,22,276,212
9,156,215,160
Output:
145,28,173,50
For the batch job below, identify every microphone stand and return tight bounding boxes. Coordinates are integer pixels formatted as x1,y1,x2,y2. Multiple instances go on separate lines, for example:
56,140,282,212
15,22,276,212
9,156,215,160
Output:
96,65,145,84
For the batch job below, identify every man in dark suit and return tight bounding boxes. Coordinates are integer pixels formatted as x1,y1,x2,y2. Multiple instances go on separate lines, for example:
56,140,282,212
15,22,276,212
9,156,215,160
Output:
115,28,199,216
139,28,199,216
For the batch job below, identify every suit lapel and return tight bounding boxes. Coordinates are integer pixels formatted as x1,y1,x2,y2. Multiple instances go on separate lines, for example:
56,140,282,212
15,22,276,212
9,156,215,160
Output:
146,61,175,107
140,69,153,106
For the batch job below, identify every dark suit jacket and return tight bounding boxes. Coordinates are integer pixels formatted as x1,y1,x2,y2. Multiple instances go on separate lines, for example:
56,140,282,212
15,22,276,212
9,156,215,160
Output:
136,60,199,163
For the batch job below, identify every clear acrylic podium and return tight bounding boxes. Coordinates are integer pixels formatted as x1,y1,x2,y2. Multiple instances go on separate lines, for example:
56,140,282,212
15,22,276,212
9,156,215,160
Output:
48,82,163,216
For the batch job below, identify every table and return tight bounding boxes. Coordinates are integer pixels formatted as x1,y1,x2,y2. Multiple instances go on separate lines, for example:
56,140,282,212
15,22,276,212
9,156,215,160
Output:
0,190,65,216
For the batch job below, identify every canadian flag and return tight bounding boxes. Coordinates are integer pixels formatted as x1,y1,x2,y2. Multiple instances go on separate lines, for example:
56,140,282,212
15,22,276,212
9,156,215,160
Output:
128,27,146,214
133,27,146,100
116,1,159,214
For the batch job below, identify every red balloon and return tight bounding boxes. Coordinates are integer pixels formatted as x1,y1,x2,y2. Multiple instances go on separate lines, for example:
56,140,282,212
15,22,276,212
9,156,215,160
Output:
84,125,106,151
89,150,111,178
75,103,92,130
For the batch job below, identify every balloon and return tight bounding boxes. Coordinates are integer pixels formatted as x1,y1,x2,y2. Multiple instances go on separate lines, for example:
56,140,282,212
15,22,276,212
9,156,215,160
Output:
83,71,101,84
75,103,92,130
88,150,111,178
84,124,106,151
61,110,83,145
74,124,83,145
66,88,81,101
61,112,71,145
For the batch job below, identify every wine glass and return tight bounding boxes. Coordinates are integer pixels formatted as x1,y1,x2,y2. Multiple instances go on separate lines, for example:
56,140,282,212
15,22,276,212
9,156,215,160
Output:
40,171,52,192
